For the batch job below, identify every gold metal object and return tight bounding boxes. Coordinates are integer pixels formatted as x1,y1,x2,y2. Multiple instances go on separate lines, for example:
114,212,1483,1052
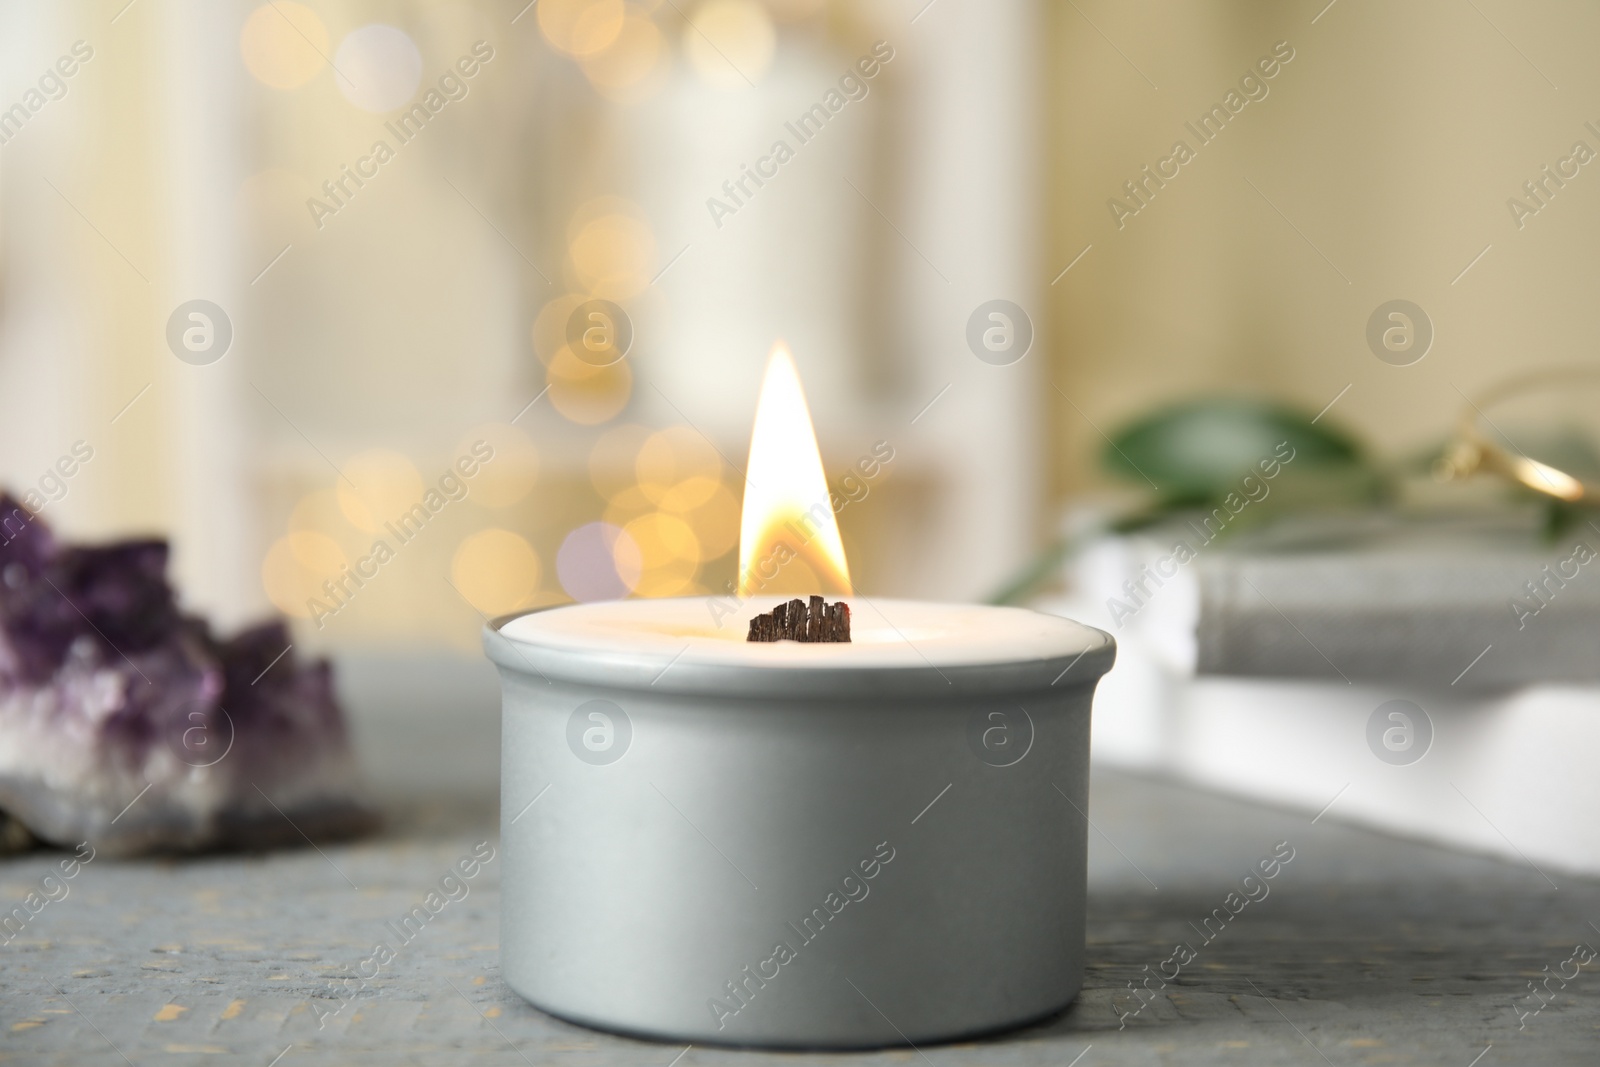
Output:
1435,366,1600,503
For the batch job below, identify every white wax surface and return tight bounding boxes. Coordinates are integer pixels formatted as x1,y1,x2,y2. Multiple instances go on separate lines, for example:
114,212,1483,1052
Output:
498,596,1106,669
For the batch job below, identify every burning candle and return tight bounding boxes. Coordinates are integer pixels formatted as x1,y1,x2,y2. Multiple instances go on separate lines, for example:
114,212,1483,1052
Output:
486,343,1114,1048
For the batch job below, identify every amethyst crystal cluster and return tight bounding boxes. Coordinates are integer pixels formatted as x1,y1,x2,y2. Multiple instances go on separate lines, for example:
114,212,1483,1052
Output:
0,496,373,854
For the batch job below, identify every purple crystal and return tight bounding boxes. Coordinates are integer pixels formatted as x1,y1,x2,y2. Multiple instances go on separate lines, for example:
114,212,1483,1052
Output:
0,496,374,854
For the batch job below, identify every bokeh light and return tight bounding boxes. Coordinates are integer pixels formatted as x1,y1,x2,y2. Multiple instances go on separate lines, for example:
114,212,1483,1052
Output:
451,528,541,615
636,425,723,504
262,532,348,618
683,0,775,89
334,25,423,112
538,0,626,57
568,209,656,301
547,347,633,424
286,530,347,572
624,511,701,596
287,490,347,537
336,449,426,533
454,423,539,508
580,13,668,102
531,293,588,365
591,424,740,566
557,521,642,601
588,423,654,500
241,2,329,90
601,483,655,531
654,474,721,512
668,479,740,559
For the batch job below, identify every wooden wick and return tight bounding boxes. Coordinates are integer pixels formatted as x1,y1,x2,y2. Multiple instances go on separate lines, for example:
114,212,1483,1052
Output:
747,596,851,643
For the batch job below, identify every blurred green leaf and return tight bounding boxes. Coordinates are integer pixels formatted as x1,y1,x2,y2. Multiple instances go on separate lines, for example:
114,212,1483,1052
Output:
1102,396,1367,502
990,395,1387,605
1540,499,1600,543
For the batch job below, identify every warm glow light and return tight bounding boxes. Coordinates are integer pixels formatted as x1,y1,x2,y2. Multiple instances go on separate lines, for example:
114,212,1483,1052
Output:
580,14,667,101
638,426,721,505
1512,455,1585,501
737,343,850,597
456,423,539,507
452,529,541,615
547,346,633,424
673,480,739,559
625,512,701,596
683,0,775,89
262,533,346,618
569,210,656,300
538,0,626,57
240,2,328,90
336,449,425,533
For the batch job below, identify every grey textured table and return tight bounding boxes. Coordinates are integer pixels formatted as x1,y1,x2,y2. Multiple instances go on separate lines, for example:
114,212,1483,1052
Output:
2,653,1597,1065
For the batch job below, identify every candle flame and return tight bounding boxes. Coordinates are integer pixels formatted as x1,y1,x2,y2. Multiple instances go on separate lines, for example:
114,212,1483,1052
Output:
737,342,852,598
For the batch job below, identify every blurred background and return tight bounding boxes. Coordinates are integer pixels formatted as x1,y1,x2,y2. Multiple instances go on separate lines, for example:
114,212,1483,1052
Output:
10,9,1600,1057
0,0,1595,663
0,0,1039,658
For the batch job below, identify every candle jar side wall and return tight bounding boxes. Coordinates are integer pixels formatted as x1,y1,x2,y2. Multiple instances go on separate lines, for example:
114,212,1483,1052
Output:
494,661,1102,1048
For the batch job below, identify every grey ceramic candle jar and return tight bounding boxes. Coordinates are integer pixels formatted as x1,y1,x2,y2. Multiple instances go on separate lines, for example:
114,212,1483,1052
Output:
485,597,1115,1049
